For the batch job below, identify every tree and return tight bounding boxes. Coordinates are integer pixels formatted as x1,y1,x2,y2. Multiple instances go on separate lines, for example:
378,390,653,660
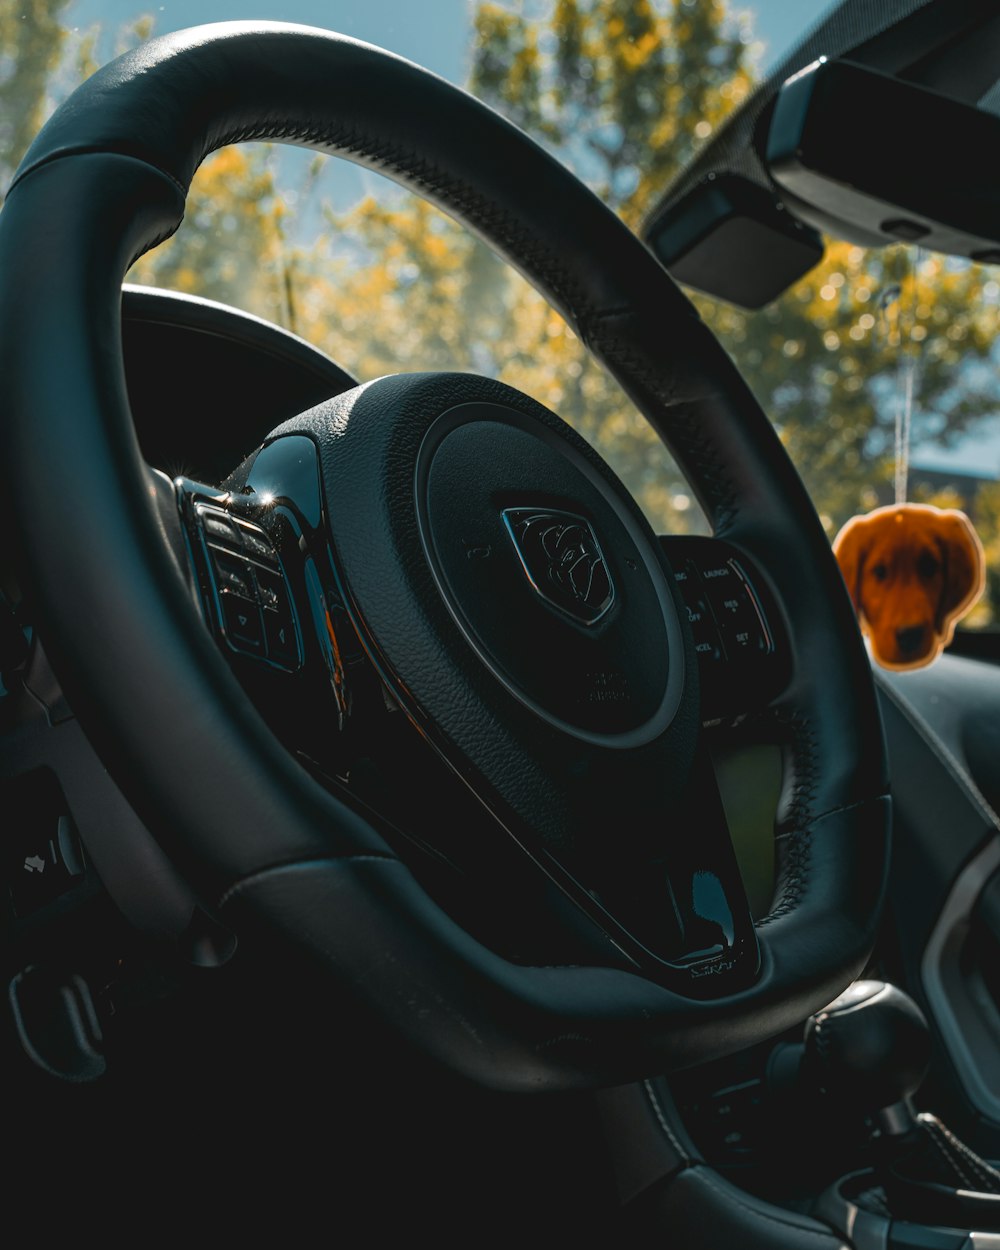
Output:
363,0,1000,623
469,0,752,231
303,0,1000,615
971,481,1000,628
461,1,998,542
134,0,1000,618
0,0,69,197
279,0,756,537
129,145,291,319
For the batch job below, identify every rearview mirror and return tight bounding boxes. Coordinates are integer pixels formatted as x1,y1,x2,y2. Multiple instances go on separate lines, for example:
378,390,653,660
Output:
766,57,1000,264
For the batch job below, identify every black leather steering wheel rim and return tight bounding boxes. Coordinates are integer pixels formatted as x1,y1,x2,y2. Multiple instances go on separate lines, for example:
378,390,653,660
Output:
0,22,890,1088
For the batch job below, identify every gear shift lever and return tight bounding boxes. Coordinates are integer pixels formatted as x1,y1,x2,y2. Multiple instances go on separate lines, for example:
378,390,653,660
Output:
803,979,931,1134
804,980,1000,1229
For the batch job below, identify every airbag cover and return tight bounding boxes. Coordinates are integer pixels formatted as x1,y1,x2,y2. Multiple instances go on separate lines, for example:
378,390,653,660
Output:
417,403,680,746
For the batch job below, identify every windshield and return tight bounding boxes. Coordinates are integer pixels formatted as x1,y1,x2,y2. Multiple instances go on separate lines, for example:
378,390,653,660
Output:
6,0,997,633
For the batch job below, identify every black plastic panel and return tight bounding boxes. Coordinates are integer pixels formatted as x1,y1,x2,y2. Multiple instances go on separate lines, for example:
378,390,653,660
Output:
645,173,824,310
121,285,357,484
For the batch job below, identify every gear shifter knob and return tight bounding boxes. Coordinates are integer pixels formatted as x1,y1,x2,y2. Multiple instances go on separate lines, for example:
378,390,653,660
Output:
801,981,1000,1225
804,980,931,1127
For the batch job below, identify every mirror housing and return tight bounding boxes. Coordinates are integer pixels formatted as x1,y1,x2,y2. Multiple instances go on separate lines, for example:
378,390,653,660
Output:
766,57,1000,264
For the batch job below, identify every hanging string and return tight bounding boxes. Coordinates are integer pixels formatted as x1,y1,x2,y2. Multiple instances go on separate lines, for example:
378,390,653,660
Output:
877,281,901,497
892,245,924,505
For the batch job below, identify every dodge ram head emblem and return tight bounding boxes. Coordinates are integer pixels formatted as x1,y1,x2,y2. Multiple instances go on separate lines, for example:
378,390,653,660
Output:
501,508,615,625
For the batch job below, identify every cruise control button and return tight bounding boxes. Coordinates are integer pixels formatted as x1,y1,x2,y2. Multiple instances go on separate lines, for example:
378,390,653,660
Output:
692,630,725,663
673,562,724,662
683,597,711,630
717,594,769,656
210,549,256,600
254,567,289,614
702,562,772,658
724,619,770,656
235,521,278,564
708,588,745,622
221,596,264,653
264,609,300,670
196,505,241,549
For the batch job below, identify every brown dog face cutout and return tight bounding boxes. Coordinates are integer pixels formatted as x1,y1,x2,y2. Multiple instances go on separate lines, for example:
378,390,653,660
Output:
833,503,985,671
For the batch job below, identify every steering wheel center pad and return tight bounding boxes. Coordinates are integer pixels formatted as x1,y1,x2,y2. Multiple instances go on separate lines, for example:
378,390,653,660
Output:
415,396,685,748
0,23,890,1087
271,375,695,858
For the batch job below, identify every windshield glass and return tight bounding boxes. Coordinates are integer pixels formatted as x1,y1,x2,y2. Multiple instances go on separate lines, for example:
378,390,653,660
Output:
7,0,997,633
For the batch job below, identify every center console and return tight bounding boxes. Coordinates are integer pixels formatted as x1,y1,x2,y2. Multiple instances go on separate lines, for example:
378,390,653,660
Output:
598,981,1000,1249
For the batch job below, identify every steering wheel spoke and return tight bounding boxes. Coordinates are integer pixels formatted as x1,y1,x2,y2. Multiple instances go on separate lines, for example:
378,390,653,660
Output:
578,739,758,983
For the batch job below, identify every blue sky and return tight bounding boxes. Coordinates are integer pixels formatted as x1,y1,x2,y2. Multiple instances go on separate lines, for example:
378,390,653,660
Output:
65,0,833,85
66,0,475,81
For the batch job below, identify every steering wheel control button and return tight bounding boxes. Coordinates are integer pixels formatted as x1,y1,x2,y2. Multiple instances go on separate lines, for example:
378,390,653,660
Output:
660,537,786,719
255,567,284,612
703,562,772,658
256,569,301,670
263,609,300,670
501,508,614,625
673,563,725,664
221,595,264,654
256,566,302,670
186,494,305,672
195,504,241,549
195,505,280,565
234,519,280,565
210,549,256,600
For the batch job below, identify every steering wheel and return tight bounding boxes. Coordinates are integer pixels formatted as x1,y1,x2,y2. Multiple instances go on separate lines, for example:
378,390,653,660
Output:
0,22,889,1090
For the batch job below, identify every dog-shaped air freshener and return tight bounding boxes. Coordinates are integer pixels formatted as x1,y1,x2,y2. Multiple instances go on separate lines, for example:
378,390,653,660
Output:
833,503,986,671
